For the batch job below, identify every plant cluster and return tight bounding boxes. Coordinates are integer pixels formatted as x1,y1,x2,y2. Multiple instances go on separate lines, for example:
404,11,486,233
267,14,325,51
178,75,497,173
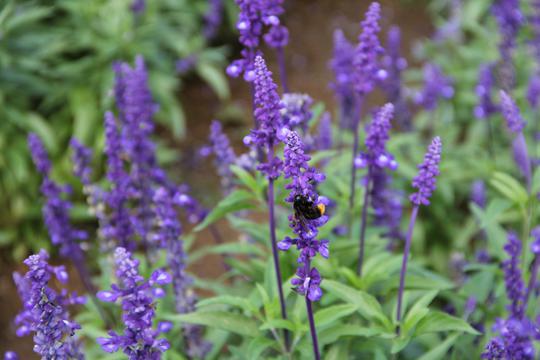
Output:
4,0,540,359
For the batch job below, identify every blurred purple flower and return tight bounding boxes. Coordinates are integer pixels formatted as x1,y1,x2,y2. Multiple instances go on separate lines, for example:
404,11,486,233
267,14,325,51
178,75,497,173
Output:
206,120,237,194
152,188,211,358
474,64,499,119
203,0,223,40
381,26,412,130
329,29,356,131
316,112,333,151
527,75,540,110
471,180,487,208
28,134,88,260
353,2,384,97
415,64,454,111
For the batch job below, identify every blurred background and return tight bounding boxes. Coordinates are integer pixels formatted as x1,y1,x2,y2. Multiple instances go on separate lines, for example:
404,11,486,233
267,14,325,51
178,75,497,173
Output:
0,0,484,356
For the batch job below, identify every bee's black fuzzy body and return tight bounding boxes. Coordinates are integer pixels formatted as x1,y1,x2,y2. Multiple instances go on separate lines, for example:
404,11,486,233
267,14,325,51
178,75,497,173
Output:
293,194,325,221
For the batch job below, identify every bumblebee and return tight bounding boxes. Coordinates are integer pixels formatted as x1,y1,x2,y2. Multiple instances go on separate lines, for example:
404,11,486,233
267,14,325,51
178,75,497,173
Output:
293,194,325,221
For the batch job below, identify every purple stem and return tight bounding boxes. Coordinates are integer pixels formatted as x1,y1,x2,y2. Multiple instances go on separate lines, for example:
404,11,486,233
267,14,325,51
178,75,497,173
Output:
357,167,372,276
348,98,363,211
268,169,290,349
304,259,320,360
525,254,540,306
276,47,289,93
396,205,420,334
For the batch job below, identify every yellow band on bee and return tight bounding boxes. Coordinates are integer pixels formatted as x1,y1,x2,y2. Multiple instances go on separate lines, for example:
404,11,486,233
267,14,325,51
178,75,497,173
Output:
317,203,325,215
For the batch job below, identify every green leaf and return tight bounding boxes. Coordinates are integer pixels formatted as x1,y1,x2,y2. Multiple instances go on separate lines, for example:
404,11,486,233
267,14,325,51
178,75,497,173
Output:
196,63,230,100
259,318,298,332
402,290,439,333
230,165,263,196
318,324,379,346
197,295,255,313
314,304,359,328
70,88,98,144
417,333,460,360
194,190,255,231
247,337,276,359
416,311,480,336
165,311,259,337
490,172,528,206
321,280,391,329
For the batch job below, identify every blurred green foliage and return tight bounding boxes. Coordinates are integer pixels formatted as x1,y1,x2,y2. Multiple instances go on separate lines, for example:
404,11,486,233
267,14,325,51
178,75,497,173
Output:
0,0,232,258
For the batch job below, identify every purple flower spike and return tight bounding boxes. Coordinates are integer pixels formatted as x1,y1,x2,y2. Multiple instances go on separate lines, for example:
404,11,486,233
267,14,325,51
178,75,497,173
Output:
280,129,327,296
500,90,526,133
281,93,314,133
415,64,454,111
475,64,499,119
381,26,411,130
471,180,487,209
329,29,356,131
353,2,384,96
410,137,442,206
205,120,237,195
203,0,223,40
14,250,84,359
504,232,525,319
527,75,540,109
28,134,88,260
316,112,333,151
362,103,396,170
499,90,532,189
28,134,51,174
96,247,170,359
70,138,93,186
248,55,284,180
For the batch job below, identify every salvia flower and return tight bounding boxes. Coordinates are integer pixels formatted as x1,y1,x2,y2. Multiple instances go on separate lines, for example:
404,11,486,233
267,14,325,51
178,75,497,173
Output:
278,129,328,301
102,112,136,251
353,2,384,96
410,136,442,206
14,250,84,359
152,188,211,358
492,0,523,62
316,112,333,151
245,55,283,179
203,0,223,40
28,134,88,260
526,75,540,109
471,180,487,209
280,93,314,133
381,26,412,130
131,0,145,15
3,352,18,360
176,55,197,75
482,318,536,359
355,103,397,170
97,247,171,359
499,90,531,189
203,120,237,195
228,0,288,80
415,63,454,111
329,29,356,131
500,90,526,133
474,64,499,119
503,232,525,319
70,138,93,186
